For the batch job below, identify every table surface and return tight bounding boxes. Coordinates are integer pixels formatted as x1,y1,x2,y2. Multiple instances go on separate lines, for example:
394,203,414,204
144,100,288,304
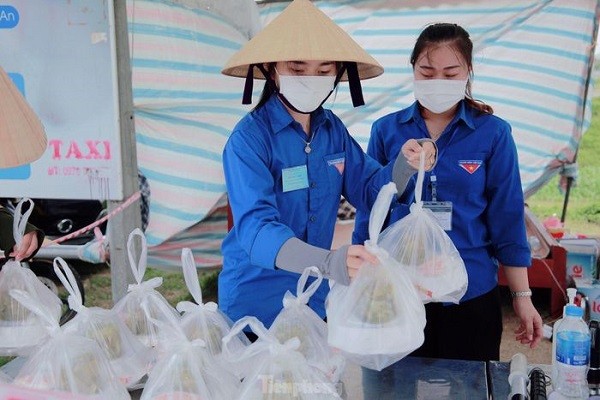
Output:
4,355,494,400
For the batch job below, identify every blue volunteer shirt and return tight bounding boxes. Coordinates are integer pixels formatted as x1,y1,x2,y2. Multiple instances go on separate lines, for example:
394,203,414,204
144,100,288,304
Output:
353,100,531,302
220,95,393,327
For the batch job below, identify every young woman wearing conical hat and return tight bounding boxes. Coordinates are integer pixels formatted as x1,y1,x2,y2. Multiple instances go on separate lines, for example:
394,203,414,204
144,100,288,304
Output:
219,0,437,335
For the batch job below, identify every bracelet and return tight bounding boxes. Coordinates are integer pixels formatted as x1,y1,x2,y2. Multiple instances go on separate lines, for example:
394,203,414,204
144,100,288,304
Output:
511,290,532,298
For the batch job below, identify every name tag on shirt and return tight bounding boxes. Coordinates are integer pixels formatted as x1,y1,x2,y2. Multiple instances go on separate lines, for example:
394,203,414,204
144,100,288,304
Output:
282,165,309,192
423,201,453,231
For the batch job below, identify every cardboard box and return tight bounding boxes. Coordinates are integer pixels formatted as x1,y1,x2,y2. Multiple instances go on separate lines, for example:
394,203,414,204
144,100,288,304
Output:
576,279,600,321
559,238,599,283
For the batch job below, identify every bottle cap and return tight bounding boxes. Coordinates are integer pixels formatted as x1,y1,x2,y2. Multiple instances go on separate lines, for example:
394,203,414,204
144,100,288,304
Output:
565,304,583,317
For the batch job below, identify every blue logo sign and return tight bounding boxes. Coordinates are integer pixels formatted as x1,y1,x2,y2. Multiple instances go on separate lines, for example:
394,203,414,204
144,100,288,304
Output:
0,5,19,29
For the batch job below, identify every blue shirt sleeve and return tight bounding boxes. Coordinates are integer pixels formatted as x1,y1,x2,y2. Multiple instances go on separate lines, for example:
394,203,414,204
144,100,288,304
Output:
223,126,295,269
484,122,531,267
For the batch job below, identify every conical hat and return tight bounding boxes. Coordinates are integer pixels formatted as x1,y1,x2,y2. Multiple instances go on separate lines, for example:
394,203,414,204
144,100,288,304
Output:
0,66,47,168
222,0,383,80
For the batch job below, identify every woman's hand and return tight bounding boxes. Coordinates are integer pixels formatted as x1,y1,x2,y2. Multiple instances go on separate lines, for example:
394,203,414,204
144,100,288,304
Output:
402,139,437,171
512,296,544,348
346,244,378,279
9,231,39,261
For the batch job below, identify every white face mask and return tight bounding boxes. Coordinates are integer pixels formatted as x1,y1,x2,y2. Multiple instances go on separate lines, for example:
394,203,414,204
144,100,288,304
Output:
413,78,468,114
277,73,336,113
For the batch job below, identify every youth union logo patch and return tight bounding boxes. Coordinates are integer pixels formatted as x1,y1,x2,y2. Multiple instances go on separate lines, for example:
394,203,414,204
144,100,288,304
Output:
458,160,482,174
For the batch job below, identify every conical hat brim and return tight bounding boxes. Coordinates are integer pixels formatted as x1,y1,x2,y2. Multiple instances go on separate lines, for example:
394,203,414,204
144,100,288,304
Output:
0,66,47,168
222,0,383,80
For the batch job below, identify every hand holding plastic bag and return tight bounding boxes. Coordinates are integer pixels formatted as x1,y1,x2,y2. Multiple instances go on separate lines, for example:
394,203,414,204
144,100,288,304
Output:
0,198,62,355
378,152,468,303
327,183,426,371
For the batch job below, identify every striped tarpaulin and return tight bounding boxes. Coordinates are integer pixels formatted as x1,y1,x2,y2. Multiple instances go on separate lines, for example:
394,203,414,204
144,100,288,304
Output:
129,0,598,268
261,0,598,198
126,0,259,267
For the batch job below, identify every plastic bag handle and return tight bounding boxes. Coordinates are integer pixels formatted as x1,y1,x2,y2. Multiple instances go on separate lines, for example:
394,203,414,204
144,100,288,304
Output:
222,316,300,361
53,257,84,312
127,228,148,284
181,247,203,305
368,182,398,242
414,151,426,207
294,266,323,305
12,198,34,246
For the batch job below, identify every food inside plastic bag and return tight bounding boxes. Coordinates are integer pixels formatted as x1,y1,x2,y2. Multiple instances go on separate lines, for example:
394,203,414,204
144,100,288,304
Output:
0,199,62,355
223,316,341,399
54,257,152,388
113,229,180,348
378,153,468,303
269,266,345,383
140,293,240,400
176,248,249,359
326,183,426,371
10,289,129,399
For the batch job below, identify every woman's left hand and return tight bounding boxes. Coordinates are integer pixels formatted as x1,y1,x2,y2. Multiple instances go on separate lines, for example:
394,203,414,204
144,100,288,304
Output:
9,231,39,261
512,296,544,348
401,139,437,171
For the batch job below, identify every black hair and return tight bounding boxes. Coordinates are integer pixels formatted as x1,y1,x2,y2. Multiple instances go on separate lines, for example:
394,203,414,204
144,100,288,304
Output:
411,23,493,114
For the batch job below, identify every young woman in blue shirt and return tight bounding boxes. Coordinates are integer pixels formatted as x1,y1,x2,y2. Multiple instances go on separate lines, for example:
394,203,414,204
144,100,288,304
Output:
218,0,436,335
354,23,543,368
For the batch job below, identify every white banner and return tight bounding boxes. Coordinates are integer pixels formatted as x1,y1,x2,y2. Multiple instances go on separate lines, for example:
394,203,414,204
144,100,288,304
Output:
0,0,123,200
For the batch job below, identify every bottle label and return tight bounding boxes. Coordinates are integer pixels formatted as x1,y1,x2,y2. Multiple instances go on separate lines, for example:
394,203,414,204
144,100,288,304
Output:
557,331,591,366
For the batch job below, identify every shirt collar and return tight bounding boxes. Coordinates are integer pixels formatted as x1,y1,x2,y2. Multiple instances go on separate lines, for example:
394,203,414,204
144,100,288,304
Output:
263,95,330,134
400,100,475,130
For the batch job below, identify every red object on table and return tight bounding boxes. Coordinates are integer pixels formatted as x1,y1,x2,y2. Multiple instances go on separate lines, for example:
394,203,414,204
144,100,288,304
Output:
498,207,567,319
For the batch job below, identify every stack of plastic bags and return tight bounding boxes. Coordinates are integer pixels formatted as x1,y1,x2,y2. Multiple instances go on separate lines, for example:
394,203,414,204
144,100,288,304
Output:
223,316,341,399
176,248,249,372
378,153,468,303
327,183,426,371
113,228,180,349
54,257,152,389
10,287,129,399
140,291,241,400
269,266,345,383
0,198,62,355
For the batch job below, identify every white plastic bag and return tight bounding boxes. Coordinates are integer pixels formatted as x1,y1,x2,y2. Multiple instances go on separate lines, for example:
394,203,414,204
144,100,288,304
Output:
0,198,62,355
140,292,240,400
176,248,249,361
55,257,152,388
10,289,130,399
269,266,345,383
378,153,468,303
113,229,180,348
327,183,426,371
223,316,341,399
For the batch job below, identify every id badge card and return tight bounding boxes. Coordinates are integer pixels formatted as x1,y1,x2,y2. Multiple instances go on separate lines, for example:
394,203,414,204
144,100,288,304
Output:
282,165,309,192
423,201,453,231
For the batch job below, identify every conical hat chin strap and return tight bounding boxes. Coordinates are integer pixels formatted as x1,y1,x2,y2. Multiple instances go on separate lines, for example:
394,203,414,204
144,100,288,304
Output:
242,62,365,108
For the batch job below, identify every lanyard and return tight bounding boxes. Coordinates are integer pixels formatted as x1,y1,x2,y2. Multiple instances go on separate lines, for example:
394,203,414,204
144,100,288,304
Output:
427,124,459,202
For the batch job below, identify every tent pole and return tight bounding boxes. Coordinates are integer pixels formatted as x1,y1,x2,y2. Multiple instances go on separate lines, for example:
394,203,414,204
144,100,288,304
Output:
109,0,142,303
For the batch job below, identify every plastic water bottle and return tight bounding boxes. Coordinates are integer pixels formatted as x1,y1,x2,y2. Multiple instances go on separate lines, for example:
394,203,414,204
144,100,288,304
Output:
553,304,591,399
552,288,578,382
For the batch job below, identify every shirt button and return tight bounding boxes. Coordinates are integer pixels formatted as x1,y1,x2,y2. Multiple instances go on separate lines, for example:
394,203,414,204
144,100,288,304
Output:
310,215,316,222
310,182,316,188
